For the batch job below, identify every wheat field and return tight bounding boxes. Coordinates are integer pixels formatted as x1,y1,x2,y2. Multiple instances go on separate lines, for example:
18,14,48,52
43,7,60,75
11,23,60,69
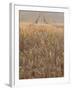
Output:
19,22,64,79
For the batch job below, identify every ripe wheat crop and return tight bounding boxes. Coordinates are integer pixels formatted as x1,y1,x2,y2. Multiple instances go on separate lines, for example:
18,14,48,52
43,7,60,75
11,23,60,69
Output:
19,22,64,79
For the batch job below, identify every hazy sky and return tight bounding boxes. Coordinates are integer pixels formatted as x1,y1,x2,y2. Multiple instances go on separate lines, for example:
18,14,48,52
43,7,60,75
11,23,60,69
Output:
19,10,64,24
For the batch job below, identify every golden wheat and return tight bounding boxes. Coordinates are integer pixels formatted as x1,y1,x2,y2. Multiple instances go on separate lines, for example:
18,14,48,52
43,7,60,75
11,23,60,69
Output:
19,22,64,79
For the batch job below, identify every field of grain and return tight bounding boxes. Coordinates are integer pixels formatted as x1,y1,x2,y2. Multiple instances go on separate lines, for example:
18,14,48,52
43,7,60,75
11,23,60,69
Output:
19,22,64,79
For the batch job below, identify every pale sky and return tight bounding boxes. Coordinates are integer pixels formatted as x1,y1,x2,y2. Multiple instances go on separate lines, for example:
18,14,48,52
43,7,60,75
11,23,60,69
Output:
19,10,64,24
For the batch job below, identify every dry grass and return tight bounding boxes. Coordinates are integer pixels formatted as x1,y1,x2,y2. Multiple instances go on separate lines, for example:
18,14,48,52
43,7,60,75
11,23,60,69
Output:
19,22,64,79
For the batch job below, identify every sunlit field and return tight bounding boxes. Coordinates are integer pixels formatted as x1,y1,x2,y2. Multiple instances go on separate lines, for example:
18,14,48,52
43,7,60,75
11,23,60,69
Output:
19,22,64,79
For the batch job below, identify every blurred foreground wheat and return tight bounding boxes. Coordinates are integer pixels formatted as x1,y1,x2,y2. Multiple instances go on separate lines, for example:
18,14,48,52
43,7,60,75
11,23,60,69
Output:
19,22,64,79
